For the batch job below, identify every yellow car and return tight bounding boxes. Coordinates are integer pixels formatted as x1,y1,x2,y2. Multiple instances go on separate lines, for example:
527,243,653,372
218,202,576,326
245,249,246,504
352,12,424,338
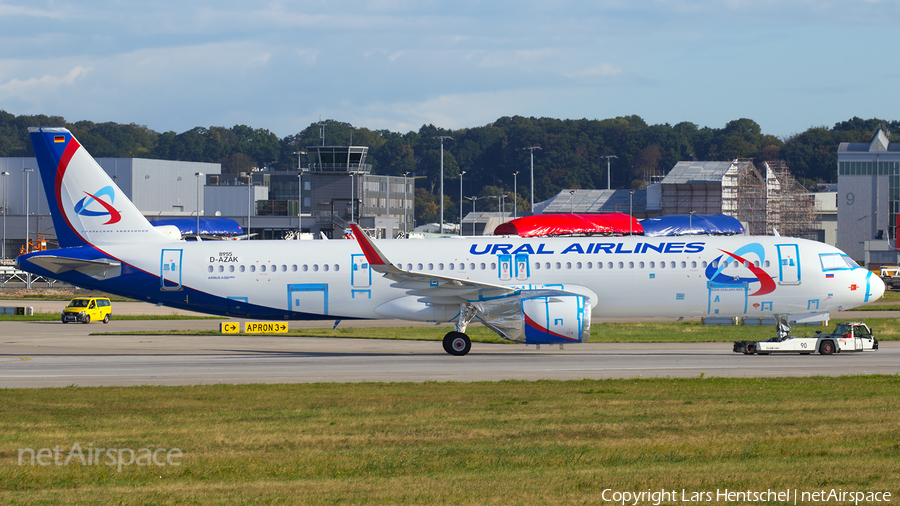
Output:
61,297,112,324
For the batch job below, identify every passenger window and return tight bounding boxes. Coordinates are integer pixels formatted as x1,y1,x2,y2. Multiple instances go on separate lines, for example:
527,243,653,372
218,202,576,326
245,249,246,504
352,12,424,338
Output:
229,265,235,272
555,262,561,269
650,261,655,268
417,263,423,270
681,261,686,268
292,265,297,271
218,265,224,272
208,266,213,273
534,263,540,270
313,265,318,272
439,263,444,271
260,265,267,273
481,263,486,270
334,264,340,272
469,263,475,270
670,262,676,268
491,263,496,270
240,265,245,272
302,265,308,272
566,262,571,269
639,261,644,268
545,262,551,270
449,263,455,270
607,262,613,269
323,264,329,272
628,262,634,268
618,262,624,269
587,262,592,269
428,263,434,270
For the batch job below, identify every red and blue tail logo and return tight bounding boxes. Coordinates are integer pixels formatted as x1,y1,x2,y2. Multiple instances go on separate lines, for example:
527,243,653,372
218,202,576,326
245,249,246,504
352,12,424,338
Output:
74,186,121,225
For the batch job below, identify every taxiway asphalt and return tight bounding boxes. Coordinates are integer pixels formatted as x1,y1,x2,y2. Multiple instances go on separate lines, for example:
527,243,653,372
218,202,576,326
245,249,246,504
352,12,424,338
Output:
1,302,897,387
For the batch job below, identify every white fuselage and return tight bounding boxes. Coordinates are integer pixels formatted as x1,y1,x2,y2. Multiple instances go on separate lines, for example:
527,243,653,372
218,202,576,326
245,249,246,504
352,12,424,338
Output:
107,234,879,321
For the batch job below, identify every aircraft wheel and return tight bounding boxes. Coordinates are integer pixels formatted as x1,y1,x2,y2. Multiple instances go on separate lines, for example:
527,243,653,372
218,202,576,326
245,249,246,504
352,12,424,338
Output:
103,314,110,324
82,314,90,324
819,341,835,355
61,316,67,324
443,331,471,356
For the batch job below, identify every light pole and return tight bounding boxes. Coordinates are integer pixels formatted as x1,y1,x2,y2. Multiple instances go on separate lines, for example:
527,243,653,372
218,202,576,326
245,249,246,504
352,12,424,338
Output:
459,170,465,235
403,172,410,235
522,145,541,211
629,190,634,236
194,172,203,240
1,171,8,259
349,173,354,223
464,196,482,236
433,135,452,234
512,171,519,219
23,168,33,288
569,190,576,213
247,177,252,240
603,154,618,190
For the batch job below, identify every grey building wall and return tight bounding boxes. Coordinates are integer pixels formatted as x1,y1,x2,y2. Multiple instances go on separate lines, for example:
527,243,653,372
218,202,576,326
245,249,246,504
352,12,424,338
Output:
837,174,889,261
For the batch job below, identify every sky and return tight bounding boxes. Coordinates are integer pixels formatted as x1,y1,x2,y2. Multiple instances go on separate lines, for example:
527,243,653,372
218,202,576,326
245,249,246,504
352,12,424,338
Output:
1,0,898,140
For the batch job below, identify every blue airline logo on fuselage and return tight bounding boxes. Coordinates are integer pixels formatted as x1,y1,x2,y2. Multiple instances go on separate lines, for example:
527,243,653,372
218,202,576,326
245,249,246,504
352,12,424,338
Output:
469,242,705,256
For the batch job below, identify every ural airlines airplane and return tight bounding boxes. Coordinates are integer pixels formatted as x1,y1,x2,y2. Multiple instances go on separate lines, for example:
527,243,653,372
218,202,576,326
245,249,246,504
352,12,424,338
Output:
18,127,884,355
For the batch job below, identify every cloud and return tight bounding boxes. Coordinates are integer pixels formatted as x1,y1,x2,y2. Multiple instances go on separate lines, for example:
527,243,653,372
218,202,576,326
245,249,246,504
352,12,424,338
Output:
0,65,91,99
564,64,624,79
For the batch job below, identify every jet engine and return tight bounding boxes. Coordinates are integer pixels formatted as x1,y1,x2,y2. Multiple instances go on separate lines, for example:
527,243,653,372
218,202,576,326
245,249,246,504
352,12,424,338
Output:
471,290,591,345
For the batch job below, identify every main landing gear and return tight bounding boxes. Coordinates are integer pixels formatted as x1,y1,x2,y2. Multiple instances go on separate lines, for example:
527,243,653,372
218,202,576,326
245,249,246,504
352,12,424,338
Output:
443,303,477,356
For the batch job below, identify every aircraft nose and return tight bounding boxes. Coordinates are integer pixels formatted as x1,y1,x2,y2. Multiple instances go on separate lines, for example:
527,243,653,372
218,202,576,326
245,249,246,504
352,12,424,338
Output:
869,271,885,301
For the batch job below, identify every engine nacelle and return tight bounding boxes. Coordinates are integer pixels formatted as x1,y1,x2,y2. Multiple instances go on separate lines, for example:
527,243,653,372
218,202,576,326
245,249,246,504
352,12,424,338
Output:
472,290,591,345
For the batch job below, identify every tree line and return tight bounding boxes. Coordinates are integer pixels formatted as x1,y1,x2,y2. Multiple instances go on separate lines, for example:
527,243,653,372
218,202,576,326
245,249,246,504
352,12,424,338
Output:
1,109,895,225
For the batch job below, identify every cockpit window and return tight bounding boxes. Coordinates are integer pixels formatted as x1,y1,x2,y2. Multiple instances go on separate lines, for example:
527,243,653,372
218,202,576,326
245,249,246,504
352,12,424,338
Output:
819,253,858,271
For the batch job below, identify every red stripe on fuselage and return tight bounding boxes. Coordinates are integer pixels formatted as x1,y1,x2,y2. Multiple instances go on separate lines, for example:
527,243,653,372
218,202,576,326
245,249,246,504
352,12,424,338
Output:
55,138,84,243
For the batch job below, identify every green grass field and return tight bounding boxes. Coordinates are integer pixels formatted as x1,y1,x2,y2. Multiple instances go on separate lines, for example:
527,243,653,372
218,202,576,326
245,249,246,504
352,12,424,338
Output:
2,378,898,505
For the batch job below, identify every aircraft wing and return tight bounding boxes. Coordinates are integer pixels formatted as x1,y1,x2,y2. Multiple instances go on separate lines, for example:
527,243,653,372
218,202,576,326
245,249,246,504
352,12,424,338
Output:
349,224,517,304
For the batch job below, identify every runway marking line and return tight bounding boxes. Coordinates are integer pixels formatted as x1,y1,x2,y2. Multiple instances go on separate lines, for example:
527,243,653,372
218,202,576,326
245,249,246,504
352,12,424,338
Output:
0,356,32,363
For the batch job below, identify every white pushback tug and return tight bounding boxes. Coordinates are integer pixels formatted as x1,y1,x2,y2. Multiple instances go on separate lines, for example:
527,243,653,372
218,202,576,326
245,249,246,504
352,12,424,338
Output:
734,316,878,355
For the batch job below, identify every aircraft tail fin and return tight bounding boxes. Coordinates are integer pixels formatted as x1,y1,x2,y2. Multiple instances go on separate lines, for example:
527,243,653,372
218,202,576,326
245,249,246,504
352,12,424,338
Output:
28,127,171,249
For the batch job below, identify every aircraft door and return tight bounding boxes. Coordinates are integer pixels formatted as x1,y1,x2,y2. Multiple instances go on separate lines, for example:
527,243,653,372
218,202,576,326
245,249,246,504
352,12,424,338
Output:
160,249,183,291
707,282,748,315
351,254,371,288
515,253,530,281
288,284,328,315
776,244,801,285
499,254,512,281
